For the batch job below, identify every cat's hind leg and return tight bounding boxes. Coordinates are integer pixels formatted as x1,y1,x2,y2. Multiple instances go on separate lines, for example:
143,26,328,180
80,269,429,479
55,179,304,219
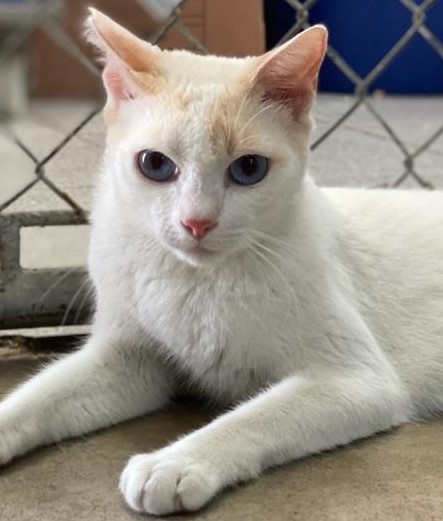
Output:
0,335,172,465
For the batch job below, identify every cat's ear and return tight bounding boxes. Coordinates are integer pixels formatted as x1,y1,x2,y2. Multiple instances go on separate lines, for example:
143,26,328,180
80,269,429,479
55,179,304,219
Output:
252,25,327,120
85,8,161,120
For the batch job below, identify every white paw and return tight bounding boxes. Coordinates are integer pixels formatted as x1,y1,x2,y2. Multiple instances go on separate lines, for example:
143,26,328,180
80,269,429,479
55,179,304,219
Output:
119,449,220,515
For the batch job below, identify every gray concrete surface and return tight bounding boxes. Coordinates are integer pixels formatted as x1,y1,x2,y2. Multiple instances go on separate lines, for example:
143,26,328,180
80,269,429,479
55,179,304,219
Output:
313,95,443,188
0,95,442,269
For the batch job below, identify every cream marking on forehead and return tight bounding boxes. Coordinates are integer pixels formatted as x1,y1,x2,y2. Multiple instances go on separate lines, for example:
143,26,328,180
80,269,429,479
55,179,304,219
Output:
206,90,275,157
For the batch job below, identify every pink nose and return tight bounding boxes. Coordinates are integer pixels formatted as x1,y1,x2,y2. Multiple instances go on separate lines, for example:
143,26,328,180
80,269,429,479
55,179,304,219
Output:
181,217,217,239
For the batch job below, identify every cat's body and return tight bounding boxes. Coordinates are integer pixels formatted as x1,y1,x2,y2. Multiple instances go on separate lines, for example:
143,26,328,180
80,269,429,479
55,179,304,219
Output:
92,176,443,410
0,9,442,516
326,187,443,414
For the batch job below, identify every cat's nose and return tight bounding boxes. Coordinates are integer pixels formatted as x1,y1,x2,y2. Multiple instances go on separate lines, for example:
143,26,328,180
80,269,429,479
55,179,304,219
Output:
181,217,217,239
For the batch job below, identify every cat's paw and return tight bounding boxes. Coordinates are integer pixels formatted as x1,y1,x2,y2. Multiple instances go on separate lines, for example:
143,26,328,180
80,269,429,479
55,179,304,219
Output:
119,449,220,515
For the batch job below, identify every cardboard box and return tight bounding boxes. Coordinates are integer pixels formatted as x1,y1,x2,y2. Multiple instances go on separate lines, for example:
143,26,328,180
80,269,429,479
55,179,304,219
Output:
30,0,265,98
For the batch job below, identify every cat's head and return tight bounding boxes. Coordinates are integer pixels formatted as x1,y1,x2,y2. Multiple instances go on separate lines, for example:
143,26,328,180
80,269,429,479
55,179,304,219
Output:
86,9,327,267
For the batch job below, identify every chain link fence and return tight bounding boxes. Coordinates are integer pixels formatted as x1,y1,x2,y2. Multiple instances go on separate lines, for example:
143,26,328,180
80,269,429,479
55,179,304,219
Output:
0,0,442,329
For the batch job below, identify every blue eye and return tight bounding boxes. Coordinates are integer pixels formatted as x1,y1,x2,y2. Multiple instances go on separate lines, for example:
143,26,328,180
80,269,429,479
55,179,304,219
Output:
228,155,269,186
137,150,178,182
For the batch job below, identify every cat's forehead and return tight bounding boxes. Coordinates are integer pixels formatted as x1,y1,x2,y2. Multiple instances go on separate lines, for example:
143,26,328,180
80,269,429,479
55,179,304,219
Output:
113,79,285,164
160,50,254,86
158,85,271,157
152,52,291,155
116,53,287,158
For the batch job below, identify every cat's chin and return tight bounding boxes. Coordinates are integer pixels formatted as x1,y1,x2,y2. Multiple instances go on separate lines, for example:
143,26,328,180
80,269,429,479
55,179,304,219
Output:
171,243,223,268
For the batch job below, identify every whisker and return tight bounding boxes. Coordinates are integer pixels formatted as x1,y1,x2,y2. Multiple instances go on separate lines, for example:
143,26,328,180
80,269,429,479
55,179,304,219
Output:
248,238,296,303
61,279,90,326
252,230,298,258
73,280,93,324
233,94,249,134
252,241,294,273
237,103,275,140
38,268,75,305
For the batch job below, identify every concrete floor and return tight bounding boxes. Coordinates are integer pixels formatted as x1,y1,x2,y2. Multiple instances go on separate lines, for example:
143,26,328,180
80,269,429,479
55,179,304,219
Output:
1,355,443,521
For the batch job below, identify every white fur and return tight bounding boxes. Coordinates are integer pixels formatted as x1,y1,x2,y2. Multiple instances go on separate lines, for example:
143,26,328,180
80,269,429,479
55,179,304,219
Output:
1,31,442,517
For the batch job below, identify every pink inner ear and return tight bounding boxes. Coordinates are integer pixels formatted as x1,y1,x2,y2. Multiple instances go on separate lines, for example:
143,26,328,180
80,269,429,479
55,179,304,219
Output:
255,26,327,119
259,77,316,120
86,8,160,108
103,65,137,101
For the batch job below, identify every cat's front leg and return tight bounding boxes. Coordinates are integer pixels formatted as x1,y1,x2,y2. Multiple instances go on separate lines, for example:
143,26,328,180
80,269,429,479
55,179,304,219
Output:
0,335,172,465
120,370,411,515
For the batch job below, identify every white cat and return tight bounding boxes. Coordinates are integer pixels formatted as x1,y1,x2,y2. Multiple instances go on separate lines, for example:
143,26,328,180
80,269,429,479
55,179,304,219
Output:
1,8,442,516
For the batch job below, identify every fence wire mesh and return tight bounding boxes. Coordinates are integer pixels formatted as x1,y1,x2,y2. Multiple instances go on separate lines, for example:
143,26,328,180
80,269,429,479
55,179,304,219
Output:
0,0,442,329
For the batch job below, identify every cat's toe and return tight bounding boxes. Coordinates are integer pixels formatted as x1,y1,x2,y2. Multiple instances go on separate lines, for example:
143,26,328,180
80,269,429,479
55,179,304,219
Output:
119,453,156,511
175,463,218,511
119,451,219,515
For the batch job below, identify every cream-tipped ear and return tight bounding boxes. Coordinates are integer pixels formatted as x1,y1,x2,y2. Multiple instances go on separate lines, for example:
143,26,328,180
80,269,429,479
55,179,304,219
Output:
253,25,327,120
85,8,161,120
